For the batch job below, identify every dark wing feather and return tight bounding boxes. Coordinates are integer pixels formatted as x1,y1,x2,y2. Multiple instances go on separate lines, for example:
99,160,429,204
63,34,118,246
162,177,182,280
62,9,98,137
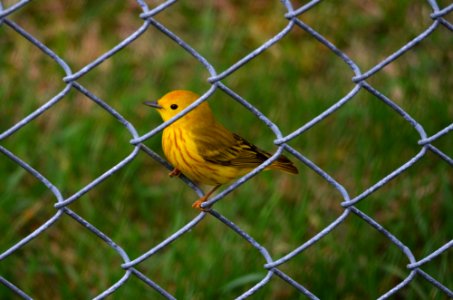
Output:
193,125,270,167
193,124,298,174
228,134,272,167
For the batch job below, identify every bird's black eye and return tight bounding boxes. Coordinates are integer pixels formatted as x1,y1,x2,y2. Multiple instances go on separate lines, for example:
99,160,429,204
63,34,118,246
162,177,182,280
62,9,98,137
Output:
170,104,178,110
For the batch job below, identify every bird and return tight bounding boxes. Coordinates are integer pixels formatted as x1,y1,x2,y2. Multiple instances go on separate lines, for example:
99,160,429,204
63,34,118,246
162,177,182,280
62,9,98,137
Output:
144,90,298,210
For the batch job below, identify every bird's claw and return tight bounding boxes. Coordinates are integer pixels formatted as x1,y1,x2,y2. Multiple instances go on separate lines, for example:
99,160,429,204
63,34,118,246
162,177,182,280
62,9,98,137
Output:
192,197,210,211
168,168,181,178
192,184,220,211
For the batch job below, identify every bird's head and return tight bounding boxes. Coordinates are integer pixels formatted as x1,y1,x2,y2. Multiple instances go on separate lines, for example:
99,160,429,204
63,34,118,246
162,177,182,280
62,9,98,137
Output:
144,90,213,123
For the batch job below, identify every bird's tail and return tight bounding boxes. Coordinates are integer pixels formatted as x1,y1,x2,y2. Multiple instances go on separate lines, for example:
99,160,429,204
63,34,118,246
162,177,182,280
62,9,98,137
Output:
269,155,299,175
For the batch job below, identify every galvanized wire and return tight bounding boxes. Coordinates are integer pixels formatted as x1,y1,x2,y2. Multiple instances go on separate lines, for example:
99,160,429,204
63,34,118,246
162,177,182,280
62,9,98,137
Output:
1,0,452,299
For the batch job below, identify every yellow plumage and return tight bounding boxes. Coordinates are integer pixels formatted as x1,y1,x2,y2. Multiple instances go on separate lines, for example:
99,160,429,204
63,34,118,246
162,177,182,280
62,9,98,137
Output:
145,90,298,209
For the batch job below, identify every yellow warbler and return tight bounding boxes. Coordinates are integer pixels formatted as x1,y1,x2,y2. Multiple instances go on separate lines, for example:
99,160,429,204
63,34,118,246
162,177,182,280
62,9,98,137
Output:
145,90,298,209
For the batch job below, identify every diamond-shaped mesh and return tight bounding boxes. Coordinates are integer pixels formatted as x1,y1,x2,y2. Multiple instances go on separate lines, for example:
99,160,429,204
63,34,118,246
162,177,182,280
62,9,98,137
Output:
1,0,452,299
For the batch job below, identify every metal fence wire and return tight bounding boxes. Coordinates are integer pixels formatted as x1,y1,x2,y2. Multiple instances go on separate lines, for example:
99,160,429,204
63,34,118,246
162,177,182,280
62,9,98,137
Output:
1,0,452,299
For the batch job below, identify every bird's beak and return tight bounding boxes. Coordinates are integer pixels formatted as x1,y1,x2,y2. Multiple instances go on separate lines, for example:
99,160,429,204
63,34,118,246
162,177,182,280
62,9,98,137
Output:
143,101,163,109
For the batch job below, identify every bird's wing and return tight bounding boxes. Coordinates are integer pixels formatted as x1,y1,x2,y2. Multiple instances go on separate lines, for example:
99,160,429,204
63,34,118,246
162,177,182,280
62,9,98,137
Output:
193,125,270,167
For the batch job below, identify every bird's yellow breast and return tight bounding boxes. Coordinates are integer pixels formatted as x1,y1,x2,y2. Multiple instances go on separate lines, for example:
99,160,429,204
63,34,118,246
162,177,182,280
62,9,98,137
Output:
162,126,247,185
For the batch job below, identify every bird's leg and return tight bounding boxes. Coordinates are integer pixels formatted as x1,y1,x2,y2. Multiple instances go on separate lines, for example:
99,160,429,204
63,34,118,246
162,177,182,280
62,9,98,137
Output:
192,184,222,211
168,168,181,178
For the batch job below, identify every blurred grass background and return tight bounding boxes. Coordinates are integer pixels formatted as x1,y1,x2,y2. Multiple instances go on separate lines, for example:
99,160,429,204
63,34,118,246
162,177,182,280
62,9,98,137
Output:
0,0,452,299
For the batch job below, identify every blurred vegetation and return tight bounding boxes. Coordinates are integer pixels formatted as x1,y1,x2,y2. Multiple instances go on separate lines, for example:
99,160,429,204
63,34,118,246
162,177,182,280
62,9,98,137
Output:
0,0,452,299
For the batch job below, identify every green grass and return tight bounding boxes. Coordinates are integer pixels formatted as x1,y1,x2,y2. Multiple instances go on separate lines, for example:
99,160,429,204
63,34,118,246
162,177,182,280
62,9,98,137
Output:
1,0,452,299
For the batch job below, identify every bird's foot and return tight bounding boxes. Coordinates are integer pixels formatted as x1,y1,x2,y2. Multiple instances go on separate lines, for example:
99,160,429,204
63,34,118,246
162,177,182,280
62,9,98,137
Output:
168,168,181,178
192,196,210,211
192,184,221,211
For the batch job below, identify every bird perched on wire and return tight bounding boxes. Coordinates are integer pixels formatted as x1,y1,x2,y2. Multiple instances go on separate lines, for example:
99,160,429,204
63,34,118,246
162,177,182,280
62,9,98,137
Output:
144,90,298,210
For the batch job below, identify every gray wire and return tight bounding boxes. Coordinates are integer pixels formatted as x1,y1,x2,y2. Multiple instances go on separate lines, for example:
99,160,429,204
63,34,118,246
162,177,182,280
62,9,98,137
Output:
1,0,451,299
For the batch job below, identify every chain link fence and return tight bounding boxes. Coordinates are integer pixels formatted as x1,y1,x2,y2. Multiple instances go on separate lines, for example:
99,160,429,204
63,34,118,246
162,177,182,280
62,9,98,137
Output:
1,0,452,299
